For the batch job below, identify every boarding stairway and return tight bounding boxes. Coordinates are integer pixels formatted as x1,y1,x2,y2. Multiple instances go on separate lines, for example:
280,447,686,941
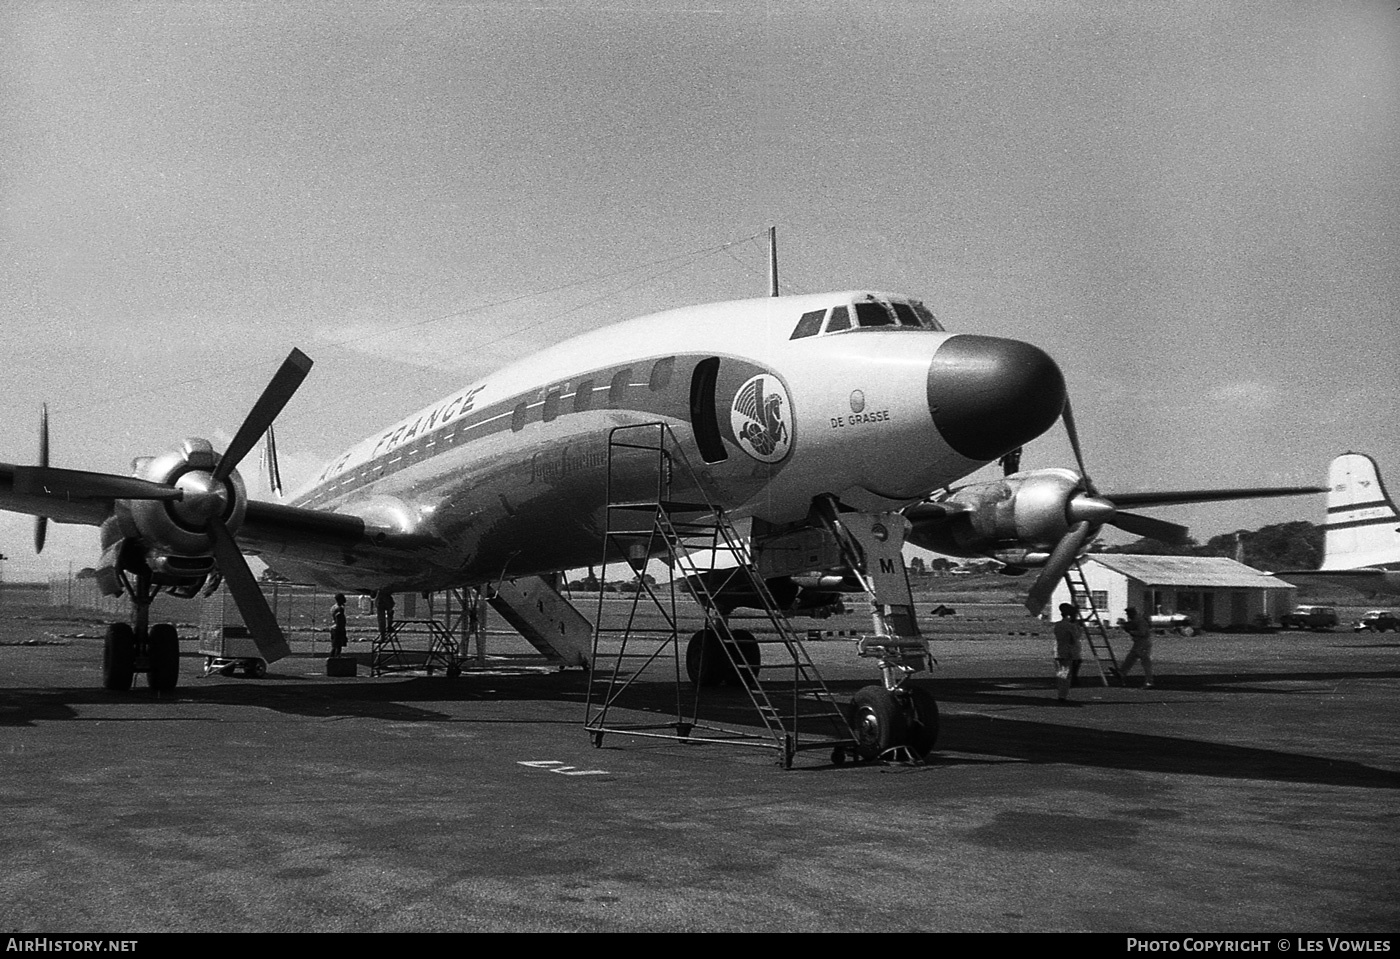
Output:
487,575,592,668
584,423,855,768
1063,563,1121,685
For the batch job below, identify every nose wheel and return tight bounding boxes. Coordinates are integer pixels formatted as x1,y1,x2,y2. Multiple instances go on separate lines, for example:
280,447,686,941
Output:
849,684,939,762
101,570,181,693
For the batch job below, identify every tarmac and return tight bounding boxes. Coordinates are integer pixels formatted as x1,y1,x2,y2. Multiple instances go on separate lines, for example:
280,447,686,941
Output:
1,603,1397,933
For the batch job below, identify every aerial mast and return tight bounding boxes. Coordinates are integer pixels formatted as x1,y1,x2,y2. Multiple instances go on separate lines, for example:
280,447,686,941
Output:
767,225,779,297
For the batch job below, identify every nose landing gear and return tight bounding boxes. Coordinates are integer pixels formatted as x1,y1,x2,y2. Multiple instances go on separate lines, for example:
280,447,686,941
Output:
100,570,181,693
848,683,939,762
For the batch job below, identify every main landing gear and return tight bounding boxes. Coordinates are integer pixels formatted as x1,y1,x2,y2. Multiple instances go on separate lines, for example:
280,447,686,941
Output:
844,683,939,763
101,571,181,693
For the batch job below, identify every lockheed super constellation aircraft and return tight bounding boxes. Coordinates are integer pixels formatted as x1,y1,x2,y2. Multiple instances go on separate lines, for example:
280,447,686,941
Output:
1279,452,1400,596
0,288,1320,759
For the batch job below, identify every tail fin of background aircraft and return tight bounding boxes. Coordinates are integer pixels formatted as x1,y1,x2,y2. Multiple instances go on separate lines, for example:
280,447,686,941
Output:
260,424,284,500
1321,453,1400,571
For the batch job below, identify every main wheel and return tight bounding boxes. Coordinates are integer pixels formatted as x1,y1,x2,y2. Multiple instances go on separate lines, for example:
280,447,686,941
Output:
901,684,940,759
102,623,136,691
147,623,180,692
242,659,267,679
685,629,726,687
850,685,906,761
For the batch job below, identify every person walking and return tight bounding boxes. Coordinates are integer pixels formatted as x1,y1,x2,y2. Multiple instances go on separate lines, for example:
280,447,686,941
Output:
1053,603,1084,704
1119,606,1155,688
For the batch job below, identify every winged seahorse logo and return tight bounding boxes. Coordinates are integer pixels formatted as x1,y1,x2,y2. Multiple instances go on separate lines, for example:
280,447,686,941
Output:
730,374,792,464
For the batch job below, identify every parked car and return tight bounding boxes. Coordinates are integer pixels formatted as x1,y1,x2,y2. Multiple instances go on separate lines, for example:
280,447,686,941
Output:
1279,605,1339,630
1149,613,1197,636
1354,610,1399,633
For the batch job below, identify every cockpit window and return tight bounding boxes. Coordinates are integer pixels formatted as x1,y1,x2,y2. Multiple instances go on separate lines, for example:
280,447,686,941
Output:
891,302,921,327
790,309,825,340
797,298,942,337
911,302,944,331
824,305,851,333
854,301,895,328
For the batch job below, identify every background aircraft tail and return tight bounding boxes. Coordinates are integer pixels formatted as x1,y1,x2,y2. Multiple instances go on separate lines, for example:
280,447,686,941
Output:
1321,453,1400,571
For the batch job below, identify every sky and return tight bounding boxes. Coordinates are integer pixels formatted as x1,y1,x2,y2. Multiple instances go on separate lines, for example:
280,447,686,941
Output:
2,1,1398,581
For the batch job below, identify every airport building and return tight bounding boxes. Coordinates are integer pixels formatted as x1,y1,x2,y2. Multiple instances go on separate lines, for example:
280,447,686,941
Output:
1048,555,1297,631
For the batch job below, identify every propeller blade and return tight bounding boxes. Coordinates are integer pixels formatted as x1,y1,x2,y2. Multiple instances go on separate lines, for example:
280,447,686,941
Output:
11,466,184,502
1060,396,1096,496
214,348,313,482
35,405,49,554
1110,511,1192,546
1097,486,1327,509
1025,520,1095,615
207,517,291,663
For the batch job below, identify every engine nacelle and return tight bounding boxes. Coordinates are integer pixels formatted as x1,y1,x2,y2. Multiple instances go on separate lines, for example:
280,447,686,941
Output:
908,468,1086,559
121,438,248,558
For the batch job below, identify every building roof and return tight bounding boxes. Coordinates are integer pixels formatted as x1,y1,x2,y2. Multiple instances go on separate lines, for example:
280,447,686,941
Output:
1085,554,1296,589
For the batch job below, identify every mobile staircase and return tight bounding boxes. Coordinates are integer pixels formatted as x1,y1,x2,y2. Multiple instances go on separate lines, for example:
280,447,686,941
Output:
1063,562,1121,685
371,591,466,677
584,423,855,768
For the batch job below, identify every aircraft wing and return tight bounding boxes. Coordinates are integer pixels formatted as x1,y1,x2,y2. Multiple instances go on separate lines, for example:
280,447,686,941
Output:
0,462,131,526
1274,568,1400,597
1,461,439,561
237,499,443,556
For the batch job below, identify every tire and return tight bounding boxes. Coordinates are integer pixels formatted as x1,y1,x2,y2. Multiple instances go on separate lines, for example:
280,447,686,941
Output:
102,623,136,692
685,629,726,687
242,659,267,679
850,685,906,761
147,623,180,692
901,684,940,759
1179,626,1197,637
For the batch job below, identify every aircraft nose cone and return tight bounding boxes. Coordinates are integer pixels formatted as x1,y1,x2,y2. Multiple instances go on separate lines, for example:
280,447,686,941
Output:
927,335,1067,461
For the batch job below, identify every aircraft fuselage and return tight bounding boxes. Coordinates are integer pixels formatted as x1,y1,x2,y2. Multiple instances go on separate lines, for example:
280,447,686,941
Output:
256,291,1066,592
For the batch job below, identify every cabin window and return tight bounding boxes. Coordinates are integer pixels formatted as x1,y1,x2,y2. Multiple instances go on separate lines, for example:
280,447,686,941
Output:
824,306,851,333
511,401,528,432
574,379,594,412
790,309,826,340
854,301,895,327
649,356,675,392
543,389,562,422
609,368,632,406
689,357,728,464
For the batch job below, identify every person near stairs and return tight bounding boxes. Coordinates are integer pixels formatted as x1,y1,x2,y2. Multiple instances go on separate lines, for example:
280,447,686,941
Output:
1119,606,1155,688
1053,603,1085,703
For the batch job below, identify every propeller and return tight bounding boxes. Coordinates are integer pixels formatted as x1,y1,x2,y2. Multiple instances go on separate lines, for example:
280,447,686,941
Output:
214,349,313,483
35,405,47,554
1021,396,1323,614
208,515,291,662
1025,397,1121,612
19,349,313,663
198,348,312,662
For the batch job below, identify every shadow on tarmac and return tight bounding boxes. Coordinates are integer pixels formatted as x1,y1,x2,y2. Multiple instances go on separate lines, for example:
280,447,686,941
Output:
4,656,1398,791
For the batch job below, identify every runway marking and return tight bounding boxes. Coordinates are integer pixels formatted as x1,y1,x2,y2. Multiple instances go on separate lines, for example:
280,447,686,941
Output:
518,759,609,776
